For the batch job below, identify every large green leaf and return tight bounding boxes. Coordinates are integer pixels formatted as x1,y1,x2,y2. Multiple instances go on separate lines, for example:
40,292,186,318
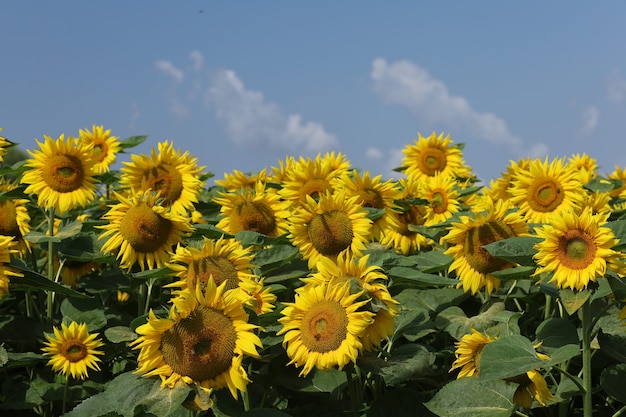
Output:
388,267,458,287
535,318,580,351
64,371,191,417
60,297,108,332
483,236,542,267
606,219,626,248
118,135,149,150
425,378,517,417
358,344,432,387
394,288,468,313
24,219,83,244
600,364,626,403
479,335,550,381
559,288,591,316
9,266,91,298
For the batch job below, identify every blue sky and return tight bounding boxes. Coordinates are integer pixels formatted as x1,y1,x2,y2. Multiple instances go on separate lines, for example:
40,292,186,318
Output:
2,2,626,185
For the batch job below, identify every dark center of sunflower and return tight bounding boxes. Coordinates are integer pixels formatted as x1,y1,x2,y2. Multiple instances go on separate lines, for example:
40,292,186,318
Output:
395,205,427,235
529,178,564,213
463,220,516,274
420,148,447,176
300,178,331,201
188,256,239,291
308,210,354,256
0,201,21,237
145,164,184,207
160,307,237,382
230,201,276,235
93,144,105,161
358,188,384,208
558,231,597,270
300,300,348,353
61,340,88,363
119,203,173,253
41,154,85,193
431,191,448,214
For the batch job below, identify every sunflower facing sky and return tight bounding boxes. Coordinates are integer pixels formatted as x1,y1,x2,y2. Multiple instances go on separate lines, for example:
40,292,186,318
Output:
21,134,97,214
78,124,121,174
419,172,461,226
277,282,374,376
400,132,466,181
214,168,268,192
166,236,256,293
534,207,620,291
99,190,193,271
41,321,105,380
119,140,205,215
508,157,584,224
451,329,553,408
131,279,263,398
443,198,529,295
288,190,372,269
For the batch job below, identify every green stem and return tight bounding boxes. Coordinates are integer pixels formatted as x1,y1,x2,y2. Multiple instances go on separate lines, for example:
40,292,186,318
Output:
144,280,153,316
544,294,552,320
137,283,147,318
46,208,55,320
62,376,70,414
242,389,250,412
345,364,360,417
581,298,593,417
613,404,626,417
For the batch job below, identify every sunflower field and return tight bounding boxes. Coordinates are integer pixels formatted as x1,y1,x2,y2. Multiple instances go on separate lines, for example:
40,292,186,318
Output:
1,126,626,417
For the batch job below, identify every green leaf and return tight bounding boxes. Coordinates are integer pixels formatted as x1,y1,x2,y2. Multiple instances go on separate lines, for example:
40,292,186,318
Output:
425,378,516,417
118,135,148,150
559,288,591,315
57,233,115,263
597,329,626,363
479,335,549,381
359,344,432,387
191,223,234,240
606,219,626,248
9,266,91,298
543,344,580,367
607,273,626,302
24,219,83,244
411,250,454,273
535,318,580,351
309,367,347,393
3,352,45,368
0,185,29,201
60,297,108,332
601,364,626,403
490,266,536,280
235,230,290,247
393,309,434,342
388,267,458,287
490,310,522,336
394,288,468,313
131,266,174,280
64,371,191,417
483,236,542,267
104,326,137,344
254,245,299,271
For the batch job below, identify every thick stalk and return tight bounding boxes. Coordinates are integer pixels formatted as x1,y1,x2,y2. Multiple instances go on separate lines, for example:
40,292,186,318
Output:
62,376,70,415
581,298,592,417
46,208,55,320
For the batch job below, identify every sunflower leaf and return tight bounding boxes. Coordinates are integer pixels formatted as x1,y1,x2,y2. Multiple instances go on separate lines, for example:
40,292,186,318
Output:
606,219,626,249
483,236,542,267
8,266,91,298
388,267,458,287
601,364,626,404
118,135,149,150
490,265,536,280
559,288,591,315
479,335,549,381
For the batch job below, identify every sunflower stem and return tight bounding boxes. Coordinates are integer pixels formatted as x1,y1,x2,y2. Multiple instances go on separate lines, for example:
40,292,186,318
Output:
62,376,70,415
137,283,147,318
46,208,55,320
581,297,593,417
345,364,360,417
242,389,250,412
613,404,626,417
544,294,552,320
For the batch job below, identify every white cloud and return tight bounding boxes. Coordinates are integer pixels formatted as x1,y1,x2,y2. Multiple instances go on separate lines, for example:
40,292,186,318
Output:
207,69,338,152
527,143,550,159
190,50,204,71
581,106,599,134
370,58,522,150
129,102,140,130
365,146,383,159
155,60,184,83
607,70,626,103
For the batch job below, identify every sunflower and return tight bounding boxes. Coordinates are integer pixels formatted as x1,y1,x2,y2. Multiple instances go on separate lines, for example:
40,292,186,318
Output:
277,282,374,376
316,151,351,177
450,329,553,407
337,170,402,241
608,166,626,198
131,279,262,398
213,182,290,237
485,158,531,202
41,321,104,380
419,172,461,226
534,207,619,291
304,254,398,351
237,277,277,315
57,258,100,288
214,168,268,192
166,236,256,293
568,153,598,185
508,157,584,224
0,178,32,256
278,156,344,209
379,178,430,255
268,155,296,184
0,128,10,163
443,198,529,295
0,236,22,299
120,140,205,215
21,134,97,214
288,190,372,269
78,124,121,174
99,190,193,271
400,132,465,181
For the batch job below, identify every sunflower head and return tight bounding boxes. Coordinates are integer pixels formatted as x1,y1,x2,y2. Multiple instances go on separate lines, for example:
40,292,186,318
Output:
0,128,10,163
0,178,31,256
0,235,23,299
401,132,465,181
78,124,121,174
214,168,268,192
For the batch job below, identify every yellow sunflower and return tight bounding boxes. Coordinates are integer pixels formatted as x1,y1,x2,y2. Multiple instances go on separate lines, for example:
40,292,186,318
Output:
78,124,121,174
568,153,598,185
0,178,32,256
0,128,10,163
213,182,290,237
304,254,399,351
57,258,100,288
608,166,626,198
508,157,584,224
288,190,372,269
214,168,268,192
166,236,256,293
0,236,22,299
379,178,430,255
278,156,344,209
99,190,192,271
277,282,374,376
400,132,465,181
443,198,529,295
337,170,403,241
534,207,619,291
269,155,296,184
41,321,105,380
450,329,553,408
237,277,277,315
485,158,531,202
316,151,351,177
419,172,461,226
131,279,262,398
120,140,205,215
21,134,97,214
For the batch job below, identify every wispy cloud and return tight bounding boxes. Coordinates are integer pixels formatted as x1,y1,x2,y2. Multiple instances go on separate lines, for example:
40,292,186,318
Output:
365,146,383,160
365,146,404,179
607,70,626,103
155,60,184,83
207,69,338,152
370,58,523,150
581,106,599,134
189,50,204,72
